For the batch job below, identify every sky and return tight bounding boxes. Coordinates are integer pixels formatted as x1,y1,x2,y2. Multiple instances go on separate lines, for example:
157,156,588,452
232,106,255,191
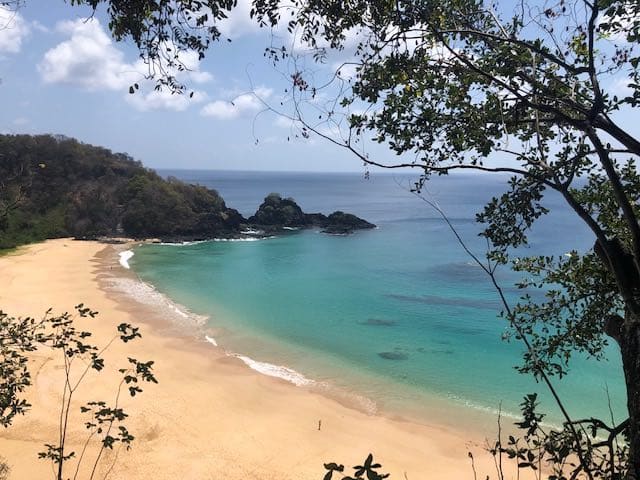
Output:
0,0,379,172
0,1,637,173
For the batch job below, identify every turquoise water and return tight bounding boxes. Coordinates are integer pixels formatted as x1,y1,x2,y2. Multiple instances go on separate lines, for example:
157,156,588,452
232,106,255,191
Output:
130,171,626,426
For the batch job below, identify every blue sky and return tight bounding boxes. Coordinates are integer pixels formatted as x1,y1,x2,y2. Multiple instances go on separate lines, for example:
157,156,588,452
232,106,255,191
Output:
0,1,637,173
0,0,379,172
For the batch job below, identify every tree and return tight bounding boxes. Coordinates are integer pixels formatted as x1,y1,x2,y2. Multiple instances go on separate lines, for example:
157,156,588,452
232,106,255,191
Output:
0,134,242,248
247,1,640,477
7,0,640,477
0,305,157,479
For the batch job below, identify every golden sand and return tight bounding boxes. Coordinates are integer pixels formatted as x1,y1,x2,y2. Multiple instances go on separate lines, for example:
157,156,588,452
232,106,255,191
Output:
0,239,507,479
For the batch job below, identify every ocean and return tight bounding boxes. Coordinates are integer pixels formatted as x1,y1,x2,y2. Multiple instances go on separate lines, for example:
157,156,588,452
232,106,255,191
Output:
127,170,626,429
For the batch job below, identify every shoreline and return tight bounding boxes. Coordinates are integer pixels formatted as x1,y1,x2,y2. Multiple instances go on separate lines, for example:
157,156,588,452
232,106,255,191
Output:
119,242,512,433
0,238,513,479
128,240,542,435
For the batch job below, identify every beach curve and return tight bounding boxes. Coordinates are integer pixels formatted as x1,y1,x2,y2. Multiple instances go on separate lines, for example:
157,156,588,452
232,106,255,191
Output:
0,238,512,480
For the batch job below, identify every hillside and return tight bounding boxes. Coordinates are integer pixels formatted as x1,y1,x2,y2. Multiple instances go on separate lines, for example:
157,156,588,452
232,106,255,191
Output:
0,134,243,249
0,134,375,250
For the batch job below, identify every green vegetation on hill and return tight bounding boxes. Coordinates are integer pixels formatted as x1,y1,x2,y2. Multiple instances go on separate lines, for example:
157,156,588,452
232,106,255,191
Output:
0,135,375,250
0,134,242,249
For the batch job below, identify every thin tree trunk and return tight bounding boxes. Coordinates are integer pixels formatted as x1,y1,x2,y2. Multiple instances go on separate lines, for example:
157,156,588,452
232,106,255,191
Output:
620,314,640,480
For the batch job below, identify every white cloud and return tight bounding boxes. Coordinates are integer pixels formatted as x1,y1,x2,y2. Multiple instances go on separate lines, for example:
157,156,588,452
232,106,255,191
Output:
30,20,50,33
597,14,636,44
216,0,261,39
201,87,272,119
154,47,214,84
127,89,207,112
38,18,139,90
173,0,263,42
274,115,294,128
611,77,635,98
0,5,29,54
38,18,212,111
286,24,365,56
332,61,359,80
200,94,260,118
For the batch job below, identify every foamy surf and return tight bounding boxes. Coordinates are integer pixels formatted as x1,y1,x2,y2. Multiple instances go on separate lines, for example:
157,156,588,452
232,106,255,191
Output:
449,394,566,430
172,306,189,318
446,393,570,429
118,250,134,269
200,340,378,413
107,276,209,328
155,237,275,245
212,237,275,242
231,353,313,387
158,240,208,246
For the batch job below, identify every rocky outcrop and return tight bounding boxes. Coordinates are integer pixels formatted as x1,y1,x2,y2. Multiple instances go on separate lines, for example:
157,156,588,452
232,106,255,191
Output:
247,193,376,234
248,193,307,228
319,211,376,234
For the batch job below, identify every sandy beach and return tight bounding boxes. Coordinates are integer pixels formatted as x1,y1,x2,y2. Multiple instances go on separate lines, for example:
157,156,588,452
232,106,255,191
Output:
0,239,506,479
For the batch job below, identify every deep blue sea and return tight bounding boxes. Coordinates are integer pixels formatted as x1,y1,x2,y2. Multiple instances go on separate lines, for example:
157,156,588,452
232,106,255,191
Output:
129,170,626,428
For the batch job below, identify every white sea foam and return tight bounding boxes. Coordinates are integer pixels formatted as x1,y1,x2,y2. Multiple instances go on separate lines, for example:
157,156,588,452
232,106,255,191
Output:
200,335,312,386
212,236,275,242
158,240,208,246
449,395,522,421
213,237,259,242
154,237,274,245
445,393,568,428
313,383,378,415
282,226,300,231
173,307,189,318
118,250,134,269
231,354,313,386
241,228,263,235
108,276,208,327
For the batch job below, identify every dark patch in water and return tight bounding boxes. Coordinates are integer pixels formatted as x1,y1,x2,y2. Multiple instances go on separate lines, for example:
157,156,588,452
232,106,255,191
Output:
428,263,522,296
429,262,489,283
416,347,454,355
386,293,498,310
378,351,409,361
359,318,397,327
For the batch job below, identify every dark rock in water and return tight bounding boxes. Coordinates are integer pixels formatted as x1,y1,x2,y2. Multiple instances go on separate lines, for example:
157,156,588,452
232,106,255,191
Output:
378,351,408,360
359,318,397,327
247,193,376,234
248,193,307,228
305,212,328,225
321,211,376,234
222,208,246,229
